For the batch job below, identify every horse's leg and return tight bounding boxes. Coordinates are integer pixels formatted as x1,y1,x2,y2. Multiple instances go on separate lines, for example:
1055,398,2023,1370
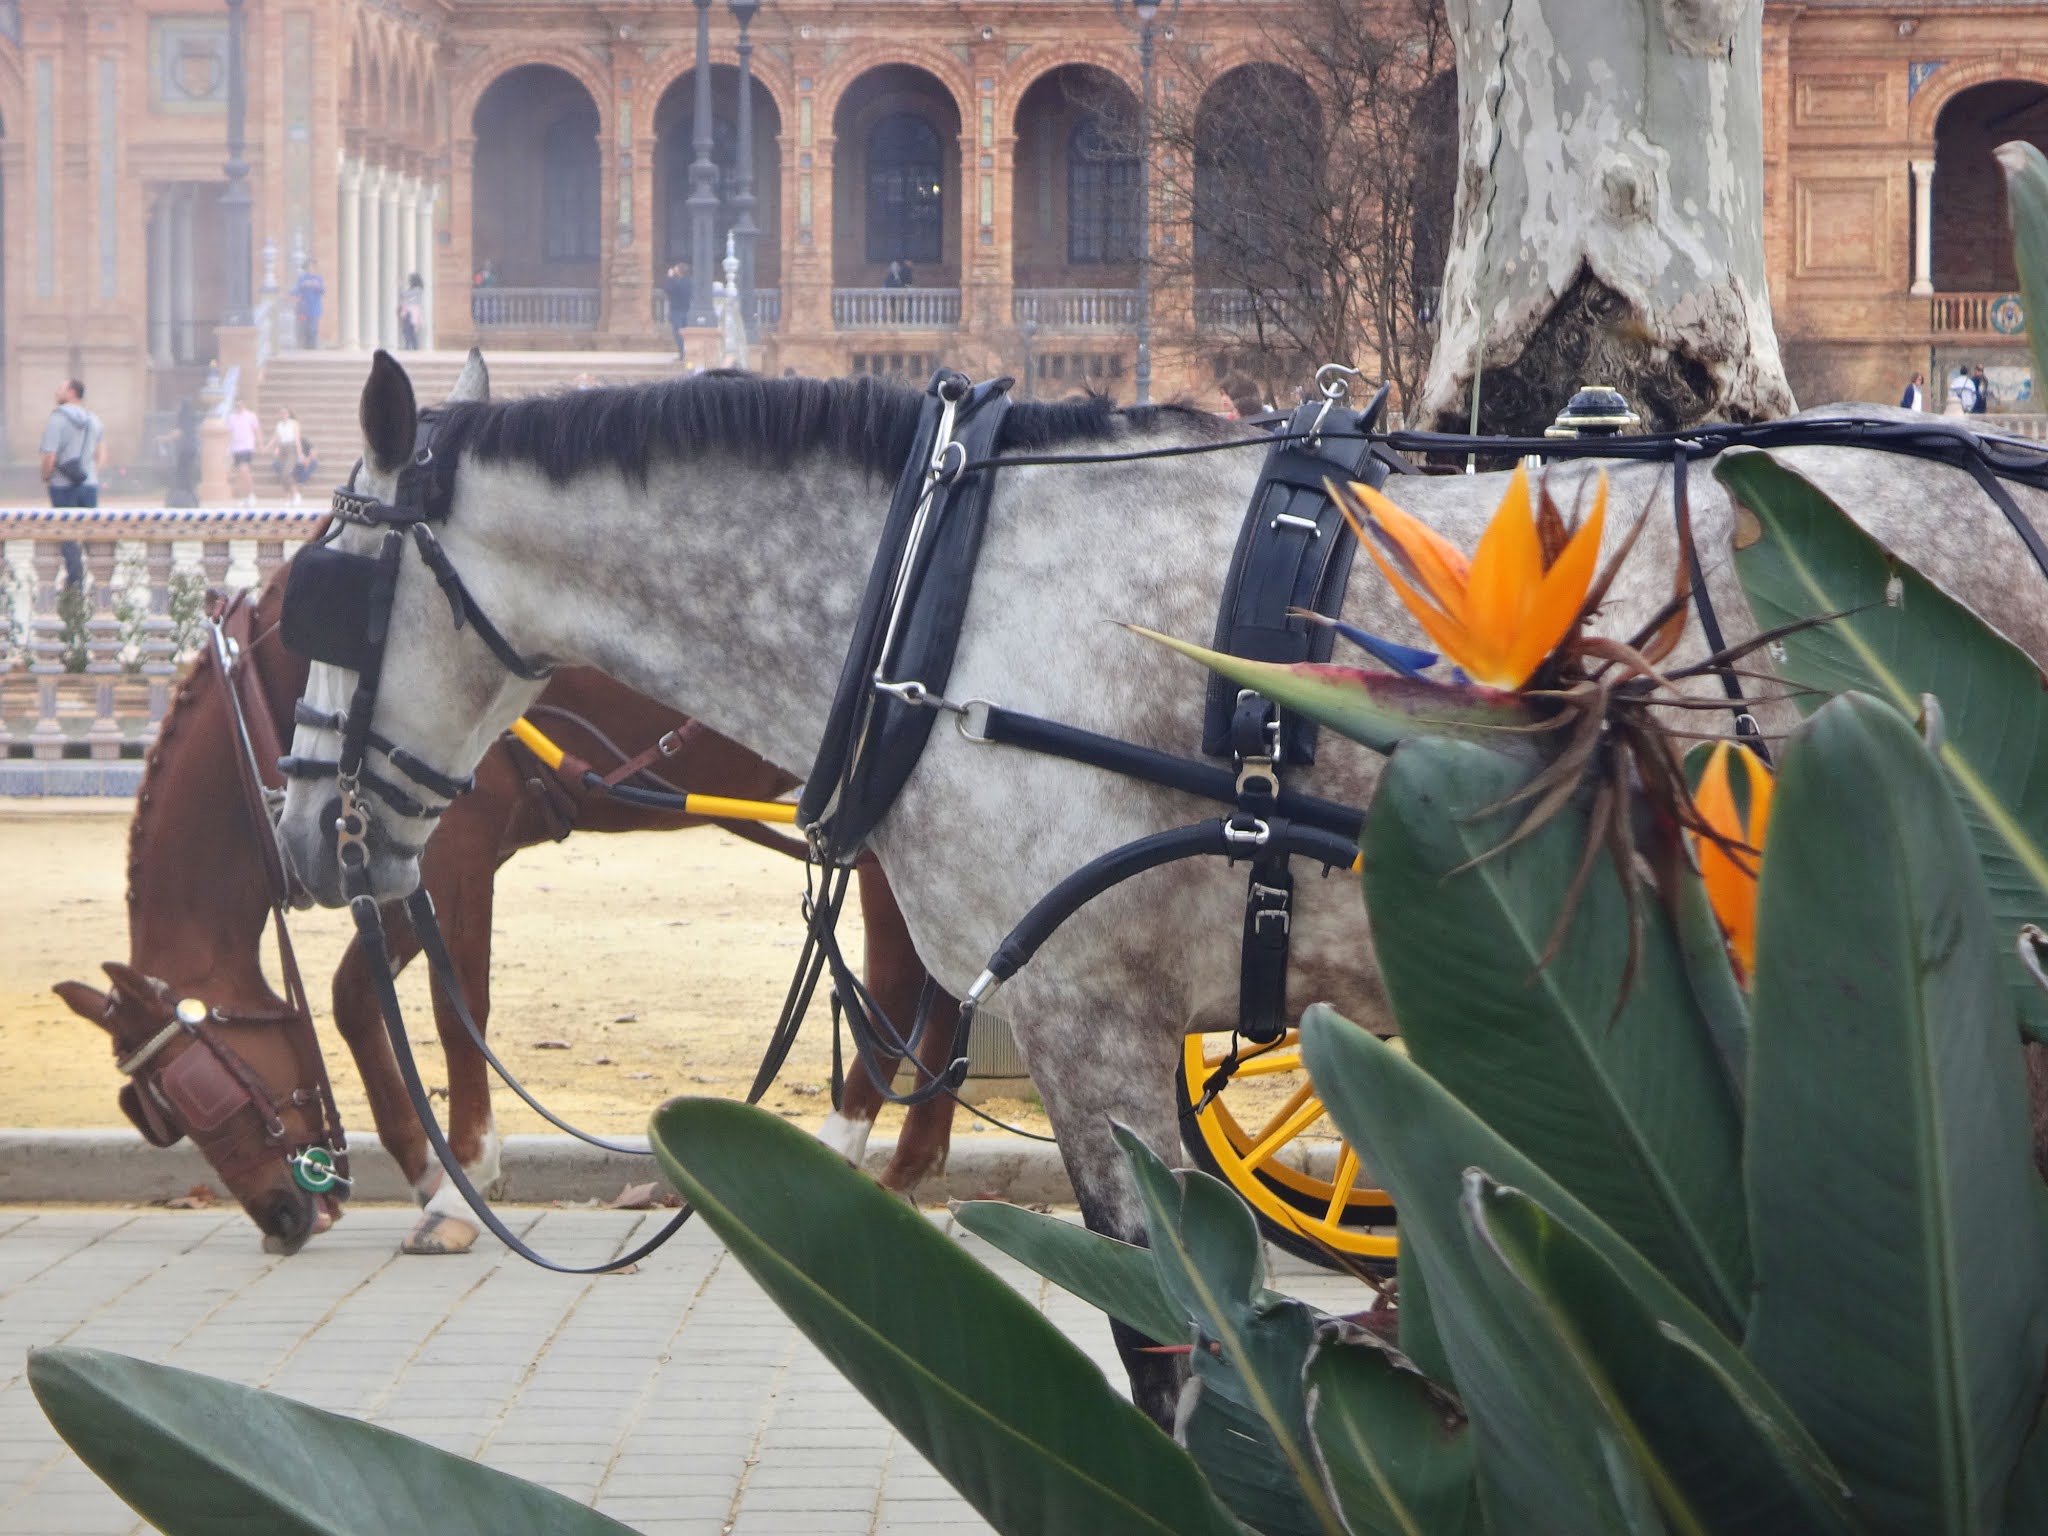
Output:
402,854,503,1257
879,991,962,1195
330,910,431,1190
1010,991,1190,1429
818,858,913,1167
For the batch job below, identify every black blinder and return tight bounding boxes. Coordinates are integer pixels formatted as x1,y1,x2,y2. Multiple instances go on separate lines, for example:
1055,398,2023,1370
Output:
281,540,390,673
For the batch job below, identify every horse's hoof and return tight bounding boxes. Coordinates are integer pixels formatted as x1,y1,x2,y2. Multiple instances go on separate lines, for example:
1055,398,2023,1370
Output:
401,1213,480,1255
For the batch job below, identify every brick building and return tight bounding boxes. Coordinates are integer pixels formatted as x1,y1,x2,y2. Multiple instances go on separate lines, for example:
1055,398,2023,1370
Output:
2,0,2045,471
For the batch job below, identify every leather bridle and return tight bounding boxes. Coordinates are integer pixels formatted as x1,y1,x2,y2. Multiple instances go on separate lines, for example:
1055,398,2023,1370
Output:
112,591,352,1205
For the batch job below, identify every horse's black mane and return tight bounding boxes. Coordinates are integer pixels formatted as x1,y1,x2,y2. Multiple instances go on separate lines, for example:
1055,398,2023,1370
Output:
429,369,1222,487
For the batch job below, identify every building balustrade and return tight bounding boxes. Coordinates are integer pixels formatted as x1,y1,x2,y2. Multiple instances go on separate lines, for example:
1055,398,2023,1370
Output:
1012,289,1139,330
1929,291,2028,336
832,288,963,331
469,288,602,330
654,288,780,332
1,510,322,763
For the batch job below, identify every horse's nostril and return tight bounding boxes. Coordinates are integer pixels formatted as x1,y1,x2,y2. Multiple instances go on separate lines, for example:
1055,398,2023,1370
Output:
260,1192,316,1256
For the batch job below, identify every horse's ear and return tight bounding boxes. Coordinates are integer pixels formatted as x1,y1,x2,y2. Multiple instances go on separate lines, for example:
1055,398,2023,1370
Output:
447,347,490,405
101,961,163,1010
53,980,114,1033
360,349,418,475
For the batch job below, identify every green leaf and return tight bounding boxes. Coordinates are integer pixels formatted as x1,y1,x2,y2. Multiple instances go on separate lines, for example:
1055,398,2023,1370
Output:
28,1346,638,1536
1721,449,2048,1043
1360,734,1750,1329
1299,1009,1774,1535
1744,693,2048,1533
1304,1328,1483,1536
1125,625,1547,756
647,1099,1241,1536
1995,139,2048,393
1181,1301,1335,1536
953,1200,1191,1347
2004,1395,2048,1534
1464,1178,1865,1536
1113,1125,1349,1536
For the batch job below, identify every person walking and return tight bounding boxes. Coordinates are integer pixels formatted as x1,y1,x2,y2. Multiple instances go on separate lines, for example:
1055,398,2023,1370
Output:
663,262,694,360
266,408,305,506
293,259,325,349
1899,371,1926,412
226,397,262,507
40,379,103,591
398,273,425,350
1971,363,1992,414
1948,365,1976,415
158,400,200,508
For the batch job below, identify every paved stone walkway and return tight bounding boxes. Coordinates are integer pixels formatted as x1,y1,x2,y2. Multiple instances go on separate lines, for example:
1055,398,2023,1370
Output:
0,1205,1360,1535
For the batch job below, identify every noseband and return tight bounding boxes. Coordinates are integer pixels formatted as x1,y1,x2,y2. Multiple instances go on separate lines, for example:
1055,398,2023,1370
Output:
279,409,549,886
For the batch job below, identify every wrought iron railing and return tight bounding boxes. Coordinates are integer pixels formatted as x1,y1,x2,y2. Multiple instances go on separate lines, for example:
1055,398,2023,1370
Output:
1,509,322,767
470,288,601,330
1929,292,2027,335
832,288,962,330
653,288,781,332
1012,289,1139,329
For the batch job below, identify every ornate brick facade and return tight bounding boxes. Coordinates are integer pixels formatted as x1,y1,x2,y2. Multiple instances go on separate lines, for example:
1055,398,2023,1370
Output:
2,0,2044,468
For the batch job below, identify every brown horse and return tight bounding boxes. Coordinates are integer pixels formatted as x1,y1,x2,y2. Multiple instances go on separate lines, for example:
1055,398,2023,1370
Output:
55,562,961,1255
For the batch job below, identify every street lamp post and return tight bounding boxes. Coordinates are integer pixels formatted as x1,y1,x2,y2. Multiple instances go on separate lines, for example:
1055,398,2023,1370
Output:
729,0,760,344
221,0,253,326
685,0,720,328
1132,0,1161,406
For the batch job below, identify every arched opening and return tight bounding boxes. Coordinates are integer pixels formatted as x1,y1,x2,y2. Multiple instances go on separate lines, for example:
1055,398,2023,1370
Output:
831,65,962,293
651,66,783,328
1193,64,1320,284
1933,79,2048,293
1011,65,1140,291
470,64,602,299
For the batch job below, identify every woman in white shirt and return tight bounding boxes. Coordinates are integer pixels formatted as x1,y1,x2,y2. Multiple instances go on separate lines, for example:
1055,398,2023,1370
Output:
266,408,304,507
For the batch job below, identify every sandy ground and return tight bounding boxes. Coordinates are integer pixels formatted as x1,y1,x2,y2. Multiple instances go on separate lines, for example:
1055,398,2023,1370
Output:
0,803,1046,1142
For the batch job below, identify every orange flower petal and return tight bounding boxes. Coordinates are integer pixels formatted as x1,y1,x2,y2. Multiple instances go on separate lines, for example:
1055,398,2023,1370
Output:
1357,531,1485,675
1347,482,1472,623
1692,740,1772,981
1463,465,1547,686
1498,471,1607,687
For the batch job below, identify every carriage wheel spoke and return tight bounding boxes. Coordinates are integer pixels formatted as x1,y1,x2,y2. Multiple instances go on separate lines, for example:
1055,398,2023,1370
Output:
1243,1090,1327,1172
1323,1145,1362,1225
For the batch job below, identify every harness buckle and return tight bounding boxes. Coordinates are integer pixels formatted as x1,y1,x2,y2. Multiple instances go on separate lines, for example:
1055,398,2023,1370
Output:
1235,755,1279,801
1249,880,1292,935
656,729,686,758
1224,816,1271,848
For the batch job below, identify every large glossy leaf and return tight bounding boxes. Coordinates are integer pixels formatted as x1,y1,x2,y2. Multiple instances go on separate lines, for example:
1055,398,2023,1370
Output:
1180,1300,1333,1536
1721,450,2048,1043
954,1199,1191,1346
1127,625,1547,756
1298,1007,1787,1535
1744,693,2048,1533
1995,140,2048,392
1360,734,1749,1329
1114,1125,1348,1536
1463,1177,1864,1536
28,1346,638,1536
1304,1326,1482,1536
2005,1395,2048,1534
647,1099,1241,1536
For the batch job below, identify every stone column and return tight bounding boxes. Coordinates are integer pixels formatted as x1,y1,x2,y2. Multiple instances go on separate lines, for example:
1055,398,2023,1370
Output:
169,190,194,363
359,162,383,352
397,172,420,341
416,182,438,346
1910,158,1936,298
148,196,174,367
380,168,403,348
338,157,361,348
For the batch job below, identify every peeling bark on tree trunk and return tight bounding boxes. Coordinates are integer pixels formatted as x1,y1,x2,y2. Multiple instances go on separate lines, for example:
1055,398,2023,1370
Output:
1420,0,1796,435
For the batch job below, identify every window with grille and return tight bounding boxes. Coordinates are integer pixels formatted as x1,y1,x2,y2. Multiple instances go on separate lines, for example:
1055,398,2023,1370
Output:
542,111,601,262
866,113,943,265
1068,118,1140,264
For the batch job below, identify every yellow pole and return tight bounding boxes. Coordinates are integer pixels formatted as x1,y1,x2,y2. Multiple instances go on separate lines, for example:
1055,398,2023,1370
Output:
509,718,801,824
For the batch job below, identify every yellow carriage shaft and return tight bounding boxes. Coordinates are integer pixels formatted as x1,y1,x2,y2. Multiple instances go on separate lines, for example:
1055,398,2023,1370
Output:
509,718,799,824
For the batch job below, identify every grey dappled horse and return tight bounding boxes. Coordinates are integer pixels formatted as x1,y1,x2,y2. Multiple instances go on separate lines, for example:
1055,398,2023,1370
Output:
276,353,2048,1422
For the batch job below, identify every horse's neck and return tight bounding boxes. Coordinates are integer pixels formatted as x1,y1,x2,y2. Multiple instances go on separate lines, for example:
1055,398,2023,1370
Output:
464,453,888,775
128,646,287,1006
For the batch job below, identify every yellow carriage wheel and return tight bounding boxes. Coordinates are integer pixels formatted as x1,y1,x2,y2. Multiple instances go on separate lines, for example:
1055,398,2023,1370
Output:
1177,1029,1399,1270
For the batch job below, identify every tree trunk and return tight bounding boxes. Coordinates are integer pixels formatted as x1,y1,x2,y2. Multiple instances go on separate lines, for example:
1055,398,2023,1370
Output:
1420,0,1795,435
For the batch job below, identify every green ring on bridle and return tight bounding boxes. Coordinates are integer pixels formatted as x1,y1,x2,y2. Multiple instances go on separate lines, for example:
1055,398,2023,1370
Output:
291,1146,342,1194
